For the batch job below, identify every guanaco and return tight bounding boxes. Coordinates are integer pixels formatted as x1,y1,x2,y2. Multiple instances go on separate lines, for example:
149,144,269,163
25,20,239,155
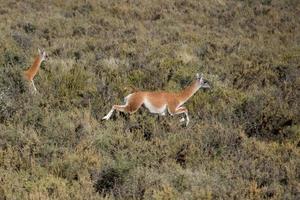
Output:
102,73,210,126
23,48,48,92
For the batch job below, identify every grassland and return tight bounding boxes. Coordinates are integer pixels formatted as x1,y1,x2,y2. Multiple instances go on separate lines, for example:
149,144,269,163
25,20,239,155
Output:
0,0,299,199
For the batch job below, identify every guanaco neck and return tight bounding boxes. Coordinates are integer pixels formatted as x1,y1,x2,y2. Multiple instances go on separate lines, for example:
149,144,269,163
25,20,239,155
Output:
177,80,200,103
24,55,42,80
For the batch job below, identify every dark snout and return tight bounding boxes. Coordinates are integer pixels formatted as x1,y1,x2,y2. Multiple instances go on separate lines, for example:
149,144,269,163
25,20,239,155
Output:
202,80,211,89
45,53,49,61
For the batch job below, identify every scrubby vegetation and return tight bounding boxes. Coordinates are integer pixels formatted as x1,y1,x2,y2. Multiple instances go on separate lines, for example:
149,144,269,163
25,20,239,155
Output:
0,0,299,199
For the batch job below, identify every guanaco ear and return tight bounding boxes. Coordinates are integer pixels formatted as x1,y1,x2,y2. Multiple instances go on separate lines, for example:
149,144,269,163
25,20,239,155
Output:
38,48,42,55
196,73,204,80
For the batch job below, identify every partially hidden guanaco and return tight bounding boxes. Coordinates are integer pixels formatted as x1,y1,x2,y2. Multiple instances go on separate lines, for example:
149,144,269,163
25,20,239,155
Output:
102,73,210,126
23,48,48,93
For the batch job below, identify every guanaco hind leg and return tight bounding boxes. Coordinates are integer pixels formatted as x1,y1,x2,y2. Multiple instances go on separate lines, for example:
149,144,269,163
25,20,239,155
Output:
102,94,143,120
102,105,126,120
31,80,37,93
102,104,142,120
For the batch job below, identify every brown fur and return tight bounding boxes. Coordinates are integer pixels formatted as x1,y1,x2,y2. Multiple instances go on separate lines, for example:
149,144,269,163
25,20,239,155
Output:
103,79,205,125
24,55,42,81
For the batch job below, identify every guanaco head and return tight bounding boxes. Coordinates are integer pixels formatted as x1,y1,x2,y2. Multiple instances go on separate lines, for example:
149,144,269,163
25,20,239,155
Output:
38,48,48,62
196,73,210,89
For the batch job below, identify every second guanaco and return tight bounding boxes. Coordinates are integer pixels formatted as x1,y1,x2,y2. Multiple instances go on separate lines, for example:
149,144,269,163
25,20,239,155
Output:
23,48,48,92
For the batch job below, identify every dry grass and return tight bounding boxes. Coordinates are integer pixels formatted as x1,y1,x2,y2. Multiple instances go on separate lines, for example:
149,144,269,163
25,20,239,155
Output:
0,0,299,199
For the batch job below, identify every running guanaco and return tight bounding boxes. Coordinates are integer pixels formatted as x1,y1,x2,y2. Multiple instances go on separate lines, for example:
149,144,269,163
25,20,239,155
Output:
102,73,210,126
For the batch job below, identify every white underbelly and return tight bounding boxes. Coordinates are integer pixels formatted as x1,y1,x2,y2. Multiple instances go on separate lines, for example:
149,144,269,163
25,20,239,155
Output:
144,99,166,114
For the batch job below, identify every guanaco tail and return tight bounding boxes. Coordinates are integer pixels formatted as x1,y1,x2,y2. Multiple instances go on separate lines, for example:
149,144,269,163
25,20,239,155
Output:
102,73,210,126
23,48,48,93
